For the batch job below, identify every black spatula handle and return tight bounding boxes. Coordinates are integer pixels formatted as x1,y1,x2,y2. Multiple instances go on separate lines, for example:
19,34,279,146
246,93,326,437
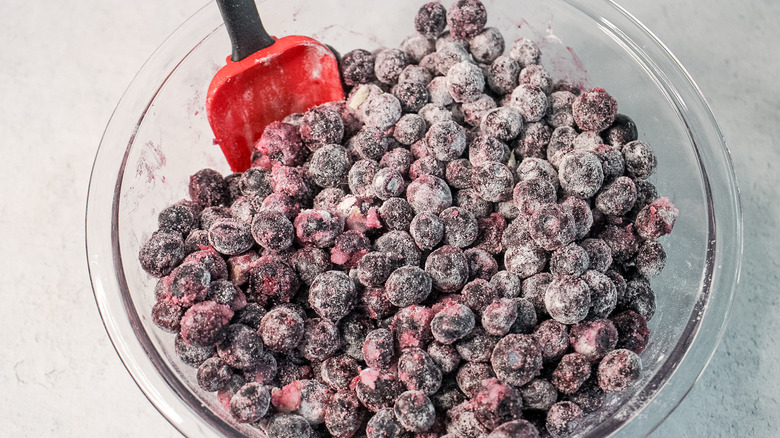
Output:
216,0,276,61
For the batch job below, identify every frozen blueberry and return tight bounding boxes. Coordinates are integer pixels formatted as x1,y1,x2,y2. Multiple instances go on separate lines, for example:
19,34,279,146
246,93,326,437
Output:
300,106,345,146
425,120,467,162
366,408,408,438
406,175,453,215
168,261,210,307
550,243,590,277
491,271,522,299
409,156,446,181
208,218,254,256
372,168,406,201
611,310,650,353
197,357,233,392
572,88,617,132
297,318,340,361
444,159,472,190
392,305,435,350
551,353,592,394
324,390,365,438
427,342,462,374
184,229,210,255
544,275,591,325
415,2,448,38
620,276,656,320
488,420,540,438
190,168,229,207
473,213,507,255
469,27,505,63
356,252,392,287
472,378,523,430
515,122,552,160
546,126,576,168
491,334,543,387
309,144,350,188
385,266,432,308
258,194,301,222
481,107,523,143
375,230,422,268
509,38,541,67
520,378,557,411
599,224,639,263
393,81,430,113
446,61,485,104
267,413,313,438
419,102,455,125
347,160,379,198
545,401,583,438
392,115,426,147
464,247,498,281
454,188,493,219
152,298,183,334
341,314,375,361
356,368,405,412
605,114,638,148
471,162,514,203
350,126,389,162
595,176,637,216
518,65,552,95
510,85,548,123
291,246,332,286
598,348,641,392
393,391,436,433
481,298,517,336
636,239,667,278
580,238,612,273
331,230,371,268
362,328,395,371
446,0,488,40
634,197,679,240
558,150,605,199
139,230,185,277
486,56,521,95
230,382,270,423
271,166,314,200
462,94,498,127
249,256,299,305
380,148,414,178
533,319,569,363
547,90,576,129
430,301,476,345
456,326,499,362
438,206,479,248
232,303,265,331
398,348,443,394
426,78,453,110
180,301,234,347
517,157,559,189
341,49,376,86
294,209,344,248
260,306,305,353
256,121,307,167
158,201,199,236
566,378,605,414
364,93,404,131
469,135,509,166
175,332,215,367
504,239,548,279
460,279,498,314
573,130,603,150
409,213,445,250
456,363,495,399
360,287,396,321
569,319,618,362
513,177,556,217
375,49,411,85
250,210,294,251
582,270,618,319
309,271,357,322
217,323,263,370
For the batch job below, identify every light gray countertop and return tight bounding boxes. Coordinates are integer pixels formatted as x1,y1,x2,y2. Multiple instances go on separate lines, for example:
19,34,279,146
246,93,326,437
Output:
1,0,777,436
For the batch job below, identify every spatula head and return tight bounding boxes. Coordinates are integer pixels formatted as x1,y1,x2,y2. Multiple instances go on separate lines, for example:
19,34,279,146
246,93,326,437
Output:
207,35,344,172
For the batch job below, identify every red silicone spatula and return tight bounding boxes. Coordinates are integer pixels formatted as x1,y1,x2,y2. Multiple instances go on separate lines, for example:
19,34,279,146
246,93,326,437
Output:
207,0,345,172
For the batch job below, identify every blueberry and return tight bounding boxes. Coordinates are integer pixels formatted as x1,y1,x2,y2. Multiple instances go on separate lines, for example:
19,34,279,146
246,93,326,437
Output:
572,88,618,132
380,148,414,177
266,414,314,438
184,229,210,255
260,306,305,353
251,210,294,251
169,261,210,307
139,230,185,277
230,382,270,423
239,167,273,199
341,313,376,361
597,349,641,393
180,301,234,347
373,168,406,200
469,27,505,64
545,401,583,438
481,107,523,142
456,326,499,362
196,357,233,392
175,332,215,367
356,368,405,412
488,420,541,438
375,49,411,85
635,239,667,278
256,121,307,167
189,168,229,207
409,156,446,180
515,122,552,160
362,328,395,370
533,319,569,363
544,275,591,325
509,38,541,67
331,230,371,268
298,318,341,361
605,114,638,148
634,197,679,240
491,271,523,299
550,243,590,277
528,203,575,251
546,126,576,168
558,150,605,199
513,177,556,217
340,49,376,86
486,56,521,96
393,80,431,113
439,206,479,248
217,324,264,370
309,271,357,322
294,209,344,248
425,120,467,162
427,342,462,374
455,362,495,398
152,299,183,333
482,298,517,336
510,85,548,123
393,114,427,147
320,355,360,391
462,94,498,127
392,305,435,350
469,135,509,166
519,378,557,411
455,188,493,218
158,201,200,235
375,230,422,268
464,247,498,281
566,378,606,414
249,256,300,305
300,106,345,146
290,246,332,286
504,240,548,279
428,76,455,106
199,206,233,231
208,219,254,256
394,391,436,432
398,348,443,394
234,303,266,330
595,176,637,216
366,408,407,438
547,90,576,129
580,238,612,273
356,252,392,287
425,245,469,293
431,302,475,345
446,61,486,104
386,266,433,307
445,158,473,190
473,213,507,255
472,378,524,430
446,0,488,40
415,2,448,38
325,390,366,438
611,310,650,353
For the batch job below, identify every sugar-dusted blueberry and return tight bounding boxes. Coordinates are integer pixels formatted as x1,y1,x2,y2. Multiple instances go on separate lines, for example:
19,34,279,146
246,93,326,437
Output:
393,390,436,433
300,105,345,146
356,368,405,413
486,55,521,95
491,334,543,387
406,174,453,215
375,49,412,86
565,378,605,414
438,206,479,248
622,140,658,180
255,121,307,167
179,300,234,347
290,246,331,286
260,306,305,353
572,88,617,133
509,38,541,67
508,297,536,335
208,218,254,256
573,130,603,150
356,252,392,287
366,408,408,438
420,103,455,127
620,276,656,320
431,301,476,345
217,324,263,370
197,356,233,392
513,177,556,217
308,270,357,322
446,0,488,40
152,299,183,333
294,209,344,248
349,126,389,163
230,382,270,423
409,213,444,251
520,378,557,411
340,49,376,86
446,61,485,104
392,305,435,350
456,362,495,399
297,318,340,361
517,157,558,189
426,245,470,293
472,378,524,430
251,210,294,252
519,273,550,319
190,168,229,207
551,353,592,394
472,161,515,203
398,348,443,394
168,261,210,307
415,2,447,38
546,401,583,438
545,275,591,325
426,77,453,108
309,144,350,188
230,303,264,331
375,230,422,268
546,126,576,169
634,197,679,240
504,240,548,279
558,150,605,199
510,85,548,123
604,113,638,148
249,255,299,305
469,27,504,64
490,271,522,299
184,229,210,255
185,247,228,284
488,420,541,438
324,390,365,438
598,348,642,393
175,332,215,367
445,158,473,190
636,239,667,278
481,298,517,336
569,319,618,362
271,165,315,200
481,107,523,143
460,279,498,314
529,203,576,251
347,160,379,198
550,243,590,277
462,94,498,127
427,342,462,374
139,230,185,277
515,122,552,160
361,287,396,320
409,156,446,180
158,201,200,236
611,310,650,353
579,238,612,273
599,224,639,263
257,194,301,222
456,325,499,363
425,120,467,162
595,176,637,217
469,135,509,166
386,266,433,308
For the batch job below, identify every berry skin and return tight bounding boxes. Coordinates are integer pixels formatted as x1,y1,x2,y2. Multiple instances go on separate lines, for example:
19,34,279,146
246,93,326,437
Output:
348,159,379,198
330,230,371,268
300,105,345,146
230,382,270,423
298,318,340,361
398,348,444,394
364,93,404,131
582,270,618,319
251,210,294,252
175,333,215,367
490,334,543,387
464,247,498,280
545,275,591,325
439,206,479,248
169,261,210,307
340,49,376,86
208,219,254,256
533,319,569,363
504,240,548,279
572,88,618,132
597,349,642,392
260,306,305,353
545,401,583,438
197,357,233,392
595,176,637,216
522,272,552,318
605,113,638,148
349,126,389,162
456,363,495,398
473,213,507,255
446,0,488,40
425,246,469,293
482,298,517,336
410,156,446,181
309,270,357,322
189,168,229,207
519,64,553,94
381,148,414,177
152,299,183,333
393,113,427,146
468,135,509,167
461,279,498,313
340,313,375,361
513,177,556,217
217,323,264,370
446,61,486,104
139,230,185,277
180,301,234,347
579,238,613,273
393,80,431,113
482,107,523,142
410,213,445,251
158,201,199,235
392,305,435,350
394,391,436,432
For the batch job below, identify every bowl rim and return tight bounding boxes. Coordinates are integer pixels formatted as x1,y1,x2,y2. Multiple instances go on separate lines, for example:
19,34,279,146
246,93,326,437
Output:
85,1,743,437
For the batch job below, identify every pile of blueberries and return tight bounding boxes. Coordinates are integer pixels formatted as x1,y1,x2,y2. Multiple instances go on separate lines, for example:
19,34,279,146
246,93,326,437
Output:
139,0,679,437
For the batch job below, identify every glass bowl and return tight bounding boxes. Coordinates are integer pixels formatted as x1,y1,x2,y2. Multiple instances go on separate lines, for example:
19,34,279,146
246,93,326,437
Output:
86,0,742,436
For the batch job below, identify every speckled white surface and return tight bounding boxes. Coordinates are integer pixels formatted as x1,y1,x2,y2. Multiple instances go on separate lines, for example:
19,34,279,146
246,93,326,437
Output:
0,0,777,436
